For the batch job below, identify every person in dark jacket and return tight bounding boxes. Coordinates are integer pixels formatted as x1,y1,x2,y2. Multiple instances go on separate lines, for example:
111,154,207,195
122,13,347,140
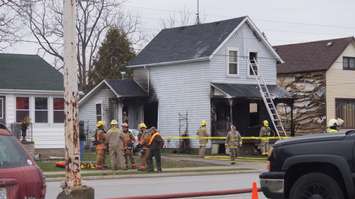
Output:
147,127,164,172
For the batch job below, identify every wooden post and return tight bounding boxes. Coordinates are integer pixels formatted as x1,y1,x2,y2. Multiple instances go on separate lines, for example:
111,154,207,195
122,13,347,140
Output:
58,0,94,198
63,0,81,188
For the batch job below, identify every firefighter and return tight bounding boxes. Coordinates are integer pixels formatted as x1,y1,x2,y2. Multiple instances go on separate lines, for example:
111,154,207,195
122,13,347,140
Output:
106,120,125,170
259,120,272,156
122,122,136,169
197,120,209,158
147,127,164,172
95,120,106,170
137,123,151,171
225,125,242,165
327,118,344,133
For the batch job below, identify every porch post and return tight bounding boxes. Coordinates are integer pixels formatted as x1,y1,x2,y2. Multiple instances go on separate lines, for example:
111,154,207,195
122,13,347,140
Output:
228,98,234,126
118,102,123,125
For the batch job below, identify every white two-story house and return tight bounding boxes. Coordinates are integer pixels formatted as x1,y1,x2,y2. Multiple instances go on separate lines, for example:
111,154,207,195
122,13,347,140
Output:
79,16,292,151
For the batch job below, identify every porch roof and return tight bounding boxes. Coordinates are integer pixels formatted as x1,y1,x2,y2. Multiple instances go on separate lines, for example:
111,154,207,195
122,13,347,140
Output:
211,83,291,99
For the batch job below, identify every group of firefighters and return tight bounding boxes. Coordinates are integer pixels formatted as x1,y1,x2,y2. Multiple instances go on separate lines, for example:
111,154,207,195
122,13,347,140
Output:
94,120,164,172
92,117,345,169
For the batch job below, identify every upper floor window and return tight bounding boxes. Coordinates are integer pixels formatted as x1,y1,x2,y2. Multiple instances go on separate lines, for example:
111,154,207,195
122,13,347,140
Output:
343,57,355,70
249,52,258,75
16,97,29,123
35,97,48,123
96,104,102,122
53,98,65,123
228,49,238,75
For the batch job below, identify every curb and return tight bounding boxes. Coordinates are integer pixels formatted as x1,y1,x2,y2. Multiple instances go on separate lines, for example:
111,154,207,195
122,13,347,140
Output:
46,169,262,182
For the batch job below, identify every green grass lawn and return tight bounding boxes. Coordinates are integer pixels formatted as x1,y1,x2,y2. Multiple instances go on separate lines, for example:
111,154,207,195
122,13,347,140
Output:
36,151,218,172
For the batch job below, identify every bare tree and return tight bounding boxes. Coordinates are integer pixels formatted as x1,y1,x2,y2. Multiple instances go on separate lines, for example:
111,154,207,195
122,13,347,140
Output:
160,8,195,29
0,1,20,49
5,0,142,91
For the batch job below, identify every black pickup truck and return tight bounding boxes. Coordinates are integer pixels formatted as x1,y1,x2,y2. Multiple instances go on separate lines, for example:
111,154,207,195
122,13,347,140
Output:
260,130,355,199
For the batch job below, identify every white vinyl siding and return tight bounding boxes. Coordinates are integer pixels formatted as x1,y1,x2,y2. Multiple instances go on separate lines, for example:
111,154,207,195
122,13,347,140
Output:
209,23,277,85
149,62,210,148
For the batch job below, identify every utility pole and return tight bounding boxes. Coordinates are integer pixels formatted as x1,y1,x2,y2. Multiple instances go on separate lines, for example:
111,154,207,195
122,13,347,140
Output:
196,0,200,24
58,0,94,198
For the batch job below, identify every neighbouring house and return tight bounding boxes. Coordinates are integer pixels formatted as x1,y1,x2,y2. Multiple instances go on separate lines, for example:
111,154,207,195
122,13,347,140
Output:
80,16,293,152
275,37,355,134
0,53,64,154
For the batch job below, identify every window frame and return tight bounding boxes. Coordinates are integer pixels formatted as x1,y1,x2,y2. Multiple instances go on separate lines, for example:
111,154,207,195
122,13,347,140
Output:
343,56,355,70
96,103,103,122
226,47,240,77
0,98,3,120
34,97,49,123
53,97,65,124
248,51,259,77
16,97,30,123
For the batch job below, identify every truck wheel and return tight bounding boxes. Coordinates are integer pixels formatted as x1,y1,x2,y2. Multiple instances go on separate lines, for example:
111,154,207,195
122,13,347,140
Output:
289,173,344,199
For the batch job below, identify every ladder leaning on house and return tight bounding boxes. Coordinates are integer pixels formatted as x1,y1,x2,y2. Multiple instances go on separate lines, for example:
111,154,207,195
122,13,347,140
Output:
249,58,287,138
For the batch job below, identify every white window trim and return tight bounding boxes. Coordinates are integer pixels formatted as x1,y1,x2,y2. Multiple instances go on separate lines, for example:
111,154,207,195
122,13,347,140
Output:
53,97,65,124
0,98,3,120
34,96,49,124
248,51,259,78
96,103,103,122
226,47,240,77
15,96,30,123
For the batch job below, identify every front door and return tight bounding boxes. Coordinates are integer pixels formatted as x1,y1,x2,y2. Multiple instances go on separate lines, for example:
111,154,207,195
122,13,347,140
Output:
0,96,5,127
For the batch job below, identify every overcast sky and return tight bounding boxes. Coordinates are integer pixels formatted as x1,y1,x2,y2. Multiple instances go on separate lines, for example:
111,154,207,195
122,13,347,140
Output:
7,0,355,57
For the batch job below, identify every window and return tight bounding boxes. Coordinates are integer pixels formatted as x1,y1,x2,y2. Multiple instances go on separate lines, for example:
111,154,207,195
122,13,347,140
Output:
16,97,29,122
35,97,48,123
0,98,3,120
0,136,29,168
53,98,65,123
249,103,259,127
336,99,355,129
249,52,258,75
96,104,102,122
228,50,238,75
343,57,355,70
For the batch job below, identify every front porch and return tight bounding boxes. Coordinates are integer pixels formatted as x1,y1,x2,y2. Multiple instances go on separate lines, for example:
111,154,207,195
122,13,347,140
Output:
211,83,294,153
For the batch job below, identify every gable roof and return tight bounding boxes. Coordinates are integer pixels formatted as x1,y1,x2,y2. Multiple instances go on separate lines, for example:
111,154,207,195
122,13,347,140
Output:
275,37,355,74
79,79,147,105
0,53,63,91
128,16,282,67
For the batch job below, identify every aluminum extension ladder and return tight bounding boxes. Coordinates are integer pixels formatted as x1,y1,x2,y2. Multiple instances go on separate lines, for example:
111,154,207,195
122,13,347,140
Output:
249,58,287,138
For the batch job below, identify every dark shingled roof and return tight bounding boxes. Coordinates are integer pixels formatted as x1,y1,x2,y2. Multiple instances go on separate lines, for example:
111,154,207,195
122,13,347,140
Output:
128,16,247,66
0,54,63,91
212,83,291,99
105,79,147,97
275,37,355,74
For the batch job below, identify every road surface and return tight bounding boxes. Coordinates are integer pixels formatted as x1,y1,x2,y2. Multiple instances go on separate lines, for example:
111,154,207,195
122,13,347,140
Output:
46,173,267,199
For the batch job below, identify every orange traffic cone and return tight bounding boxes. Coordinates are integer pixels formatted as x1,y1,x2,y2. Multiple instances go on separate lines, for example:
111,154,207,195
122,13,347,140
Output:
251,181,259,199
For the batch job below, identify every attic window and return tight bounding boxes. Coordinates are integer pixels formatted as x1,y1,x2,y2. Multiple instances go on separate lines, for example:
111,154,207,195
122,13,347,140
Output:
343,57,355,70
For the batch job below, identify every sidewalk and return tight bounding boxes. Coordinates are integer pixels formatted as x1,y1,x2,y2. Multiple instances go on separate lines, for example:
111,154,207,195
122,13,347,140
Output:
44,155,266,181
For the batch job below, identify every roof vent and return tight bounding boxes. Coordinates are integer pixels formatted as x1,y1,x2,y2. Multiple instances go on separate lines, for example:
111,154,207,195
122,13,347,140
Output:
326,41,333,47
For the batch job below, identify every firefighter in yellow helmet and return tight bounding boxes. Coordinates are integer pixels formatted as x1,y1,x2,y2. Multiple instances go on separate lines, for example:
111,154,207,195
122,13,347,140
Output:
197,120,209,158
95,120,106,170
121,122,136,169
326,118,344,133
259,120,272,156
105,120,125,170
137,122,151,171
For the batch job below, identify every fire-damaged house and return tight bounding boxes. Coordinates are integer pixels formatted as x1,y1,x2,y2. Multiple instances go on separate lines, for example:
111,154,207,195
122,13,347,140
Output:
79,16,293,151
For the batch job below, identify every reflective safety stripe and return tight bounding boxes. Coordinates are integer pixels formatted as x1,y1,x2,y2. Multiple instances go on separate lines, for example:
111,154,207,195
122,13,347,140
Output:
149,132,160,145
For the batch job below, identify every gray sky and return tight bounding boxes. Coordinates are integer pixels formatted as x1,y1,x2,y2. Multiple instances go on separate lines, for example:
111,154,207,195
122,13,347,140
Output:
7,0,355,57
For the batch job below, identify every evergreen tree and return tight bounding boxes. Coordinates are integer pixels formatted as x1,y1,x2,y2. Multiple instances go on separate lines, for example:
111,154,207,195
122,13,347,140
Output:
88,27,135,90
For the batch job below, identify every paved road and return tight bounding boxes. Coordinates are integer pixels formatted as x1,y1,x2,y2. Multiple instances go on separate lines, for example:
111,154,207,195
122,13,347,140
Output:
46,173,267,199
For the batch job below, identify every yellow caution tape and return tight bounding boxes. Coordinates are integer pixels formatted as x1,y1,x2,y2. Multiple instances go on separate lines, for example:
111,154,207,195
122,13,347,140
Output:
164,136,289,141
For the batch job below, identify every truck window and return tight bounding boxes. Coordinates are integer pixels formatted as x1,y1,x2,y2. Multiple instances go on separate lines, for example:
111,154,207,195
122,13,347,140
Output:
0,136,29,168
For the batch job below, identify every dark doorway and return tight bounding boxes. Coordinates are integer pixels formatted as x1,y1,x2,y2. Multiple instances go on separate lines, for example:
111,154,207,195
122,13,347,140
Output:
336,98,355,129
0,96,5,126
144,102,158,128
